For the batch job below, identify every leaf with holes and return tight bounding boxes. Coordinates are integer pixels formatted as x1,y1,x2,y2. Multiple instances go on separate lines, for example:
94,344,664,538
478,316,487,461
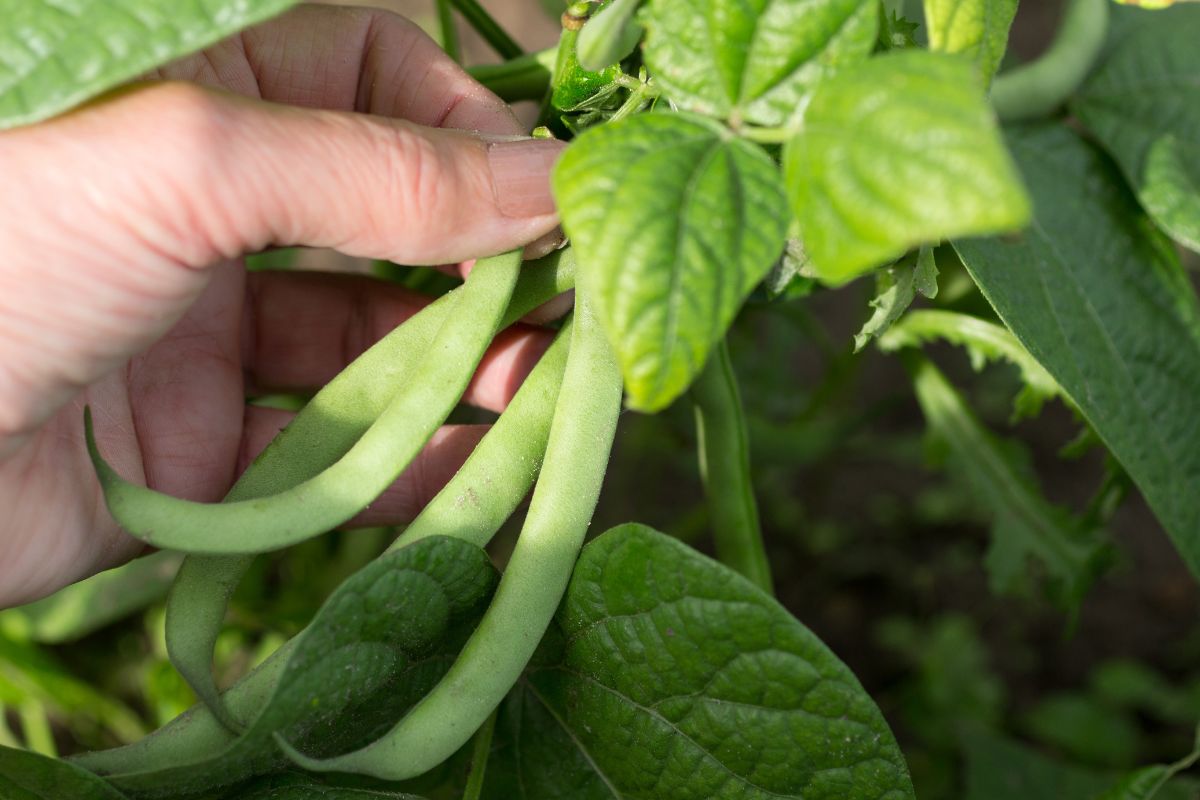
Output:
554,112,788,411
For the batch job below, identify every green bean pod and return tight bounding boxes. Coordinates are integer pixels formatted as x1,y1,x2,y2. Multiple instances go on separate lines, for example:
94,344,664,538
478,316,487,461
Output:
277,294,623,780
85,251,525,554
71,322,575,777
692,339,772,593
991,0,1109,122
576,0,643,73
149,249,575,731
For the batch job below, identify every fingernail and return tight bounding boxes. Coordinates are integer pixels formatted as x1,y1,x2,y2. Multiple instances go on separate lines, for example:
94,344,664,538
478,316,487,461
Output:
487,138,566,218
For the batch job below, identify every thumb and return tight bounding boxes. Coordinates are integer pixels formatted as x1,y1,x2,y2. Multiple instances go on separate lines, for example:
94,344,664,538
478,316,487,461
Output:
0,82,565,450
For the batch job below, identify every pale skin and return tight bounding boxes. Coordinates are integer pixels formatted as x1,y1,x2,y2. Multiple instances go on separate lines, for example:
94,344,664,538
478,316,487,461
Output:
0,4,565,607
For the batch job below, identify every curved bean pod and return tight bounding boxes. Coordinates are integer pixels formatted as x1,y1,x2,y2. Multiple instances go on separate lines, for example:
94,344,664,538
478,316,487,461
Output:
991,0,1109,122
164,247,576,728
278,294,623,780
72,321,575,776
85,250,524,554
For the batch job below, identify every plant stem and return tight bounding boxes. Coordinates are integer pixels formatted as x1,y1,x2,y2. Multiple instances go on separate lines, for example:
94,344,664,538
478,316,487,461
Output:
437,0,461,63
469,48,557,103
18,701,55,757
462,709,498,800
739,126,796,145
448,0,523,60
991,0,1109,122
692,339,773,594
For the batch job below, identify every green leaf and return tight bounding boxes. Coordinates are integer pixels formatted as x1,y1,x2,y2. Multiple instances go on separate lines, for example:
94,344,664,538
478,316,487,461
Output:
1072,6,1200,252
954,122,1200,580
0,0,299,130
78,537,497,798
0,745,128,800
908,356,1106,611
554,112,788,411
878,309,1065,419
641,0,877,126
923,0,1019,85
0,552,181,644
485,523,916,799
853,246,938,352
784,50,1030,284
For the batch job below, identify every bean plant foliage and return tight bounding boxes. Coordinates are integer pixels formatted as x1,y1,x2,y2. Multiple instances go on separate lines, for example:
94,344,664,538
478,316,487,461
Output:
1,0,1199,797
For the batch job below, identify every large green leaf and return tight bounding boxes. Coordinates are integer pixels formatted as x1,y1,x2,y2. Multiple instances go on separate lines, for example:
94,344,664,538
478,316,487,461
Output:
784,50,1029,284
1072,6,1200,252
923,0,1019,85
906,356,1106,611
640,0,876,127
554,112,788,412
954,123,1200,580
0,746,128,800
76,537,497,798
0,0,299,130
484,524,916,799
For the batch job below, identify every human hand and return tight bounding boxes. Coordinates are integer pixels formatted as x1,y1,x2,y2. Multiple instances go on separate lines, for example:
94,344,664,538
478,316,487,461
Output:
0,4,565,607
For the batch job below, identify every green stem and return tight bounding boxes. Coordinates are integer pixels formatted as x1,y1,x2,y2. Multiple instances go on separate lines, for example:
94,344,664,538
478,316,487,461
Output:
18,702,55,757
437,0,461,63
279,295,624,780
448,0,523,60
739,126,795,145
692,340,773,594
991,0,1110,122
468,48,557,103
462,709,498,800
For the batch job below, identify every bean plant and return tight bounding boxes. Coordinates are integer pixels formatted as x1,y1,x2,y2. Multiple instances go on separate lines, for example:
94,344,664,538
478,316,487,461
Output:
1,0,1199,797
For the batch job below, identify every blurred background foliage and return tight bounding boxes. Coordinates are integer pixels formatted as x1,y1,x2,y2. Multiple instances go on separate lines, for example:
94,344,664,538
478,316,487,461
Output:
1,0,1198,797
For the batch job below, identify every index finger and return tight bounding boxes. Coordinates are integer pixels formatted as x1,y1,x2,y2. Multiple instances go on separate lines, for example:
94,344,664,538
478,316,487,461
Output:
158,4,523,135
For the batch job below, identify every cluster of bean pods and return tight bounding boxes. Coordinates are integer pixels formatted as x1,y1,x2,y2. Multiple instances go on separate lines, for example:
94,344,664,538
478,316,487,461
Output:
77,246,625,782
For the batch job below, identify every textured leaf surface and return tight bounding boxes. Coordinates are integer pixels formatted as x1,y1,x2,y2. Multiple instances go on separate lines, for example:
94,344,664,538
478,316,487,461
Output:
485,524,915,799
641,0,876,126
923,0,1019,84
784,50,1029,283
0,746,128,799
554,112,788,411
908,357,1105,611
80,537,496,798
0,0,298,130
1072,6,1200,252
954,123,1200,579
